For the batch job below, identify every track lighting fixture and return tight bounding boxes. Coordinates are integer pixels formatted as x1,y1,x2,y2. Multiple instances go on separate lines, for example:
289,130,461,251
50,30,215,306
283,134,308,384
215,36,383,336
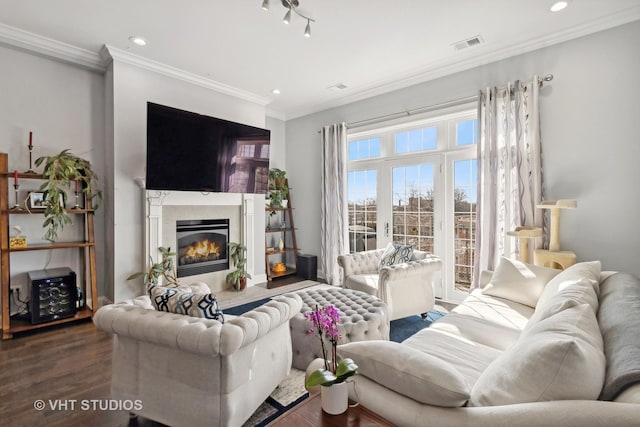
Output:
304,20,311,38
261,0,316,37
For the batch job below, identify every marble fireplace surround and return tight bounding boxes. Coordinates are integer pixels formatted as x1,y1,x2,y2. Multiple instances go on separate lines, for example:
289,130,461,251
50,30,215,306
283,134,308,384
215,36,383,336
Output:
139,181,266,293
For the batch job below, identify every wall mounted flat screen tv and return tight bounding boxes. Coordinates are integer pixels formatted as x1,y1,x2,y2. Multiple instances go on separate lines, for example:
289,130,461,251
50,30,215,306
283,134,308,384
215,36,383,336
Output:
146,102,270,194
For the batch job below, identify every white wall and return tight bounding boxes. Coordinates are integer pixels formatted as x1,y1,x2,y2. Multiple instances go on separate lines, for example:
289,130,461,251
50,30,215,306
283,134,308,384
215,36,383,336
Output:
266,116,286,170
0,45,106,315
286,21,640,277
106,58,268,302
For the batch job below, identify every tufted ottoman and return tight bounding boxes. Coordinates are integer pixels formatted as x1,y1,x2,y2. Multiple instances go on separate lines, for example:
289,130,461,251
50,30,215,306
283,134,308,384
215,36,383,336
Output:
288,287,389,370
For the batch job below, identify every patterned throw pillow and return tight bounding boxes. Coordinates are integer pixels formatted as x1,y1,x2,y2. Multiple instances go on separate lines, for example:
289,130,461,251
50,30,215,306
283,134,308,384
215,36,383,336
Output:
379,243,414,269
147,283,225,322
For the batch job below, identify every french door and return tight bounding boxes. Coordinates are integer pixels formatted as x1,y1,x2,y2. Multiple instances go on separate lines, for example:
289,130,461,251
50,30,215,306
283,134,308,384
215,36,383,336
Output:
348,156,444,297
347,108,477,303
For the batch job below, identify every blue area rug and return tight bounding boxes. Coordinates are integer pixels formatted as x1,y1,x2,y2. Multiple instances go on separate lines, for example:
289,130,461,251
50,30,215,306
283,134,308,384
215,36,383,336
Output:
224,297,272,316
390,310,446,343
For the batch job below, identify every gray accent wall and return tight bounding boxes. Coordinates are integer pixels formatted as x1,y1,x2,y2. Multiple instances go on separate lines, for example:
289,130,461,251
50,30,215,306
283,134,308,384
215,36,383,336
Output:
285,21,640,277
0,45,107,307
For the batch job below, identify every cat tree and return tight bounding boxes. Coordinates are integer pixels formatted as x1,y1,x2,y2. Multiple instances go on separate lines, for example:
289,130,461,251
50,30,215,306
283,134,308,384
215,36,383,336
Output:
507,226,543,264
533,199,577,270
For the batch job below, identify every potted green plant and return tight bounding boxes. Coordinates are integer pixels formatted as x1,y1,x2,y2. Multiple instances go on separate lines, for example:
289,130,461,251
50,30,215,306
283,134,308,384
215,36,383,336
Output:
226,242,251,291
268,168,289,212
268,168,287,189
127,246,180,287
35,149,102,242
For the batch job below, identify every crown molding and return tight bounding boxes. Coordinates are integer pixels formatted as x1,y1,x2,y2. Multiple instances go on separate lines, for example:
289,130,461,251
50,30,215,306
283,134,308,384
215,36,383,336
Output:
286,7,640,120
0,22,270,107
0,22,105,71
265,108,287,121
102,45,271,106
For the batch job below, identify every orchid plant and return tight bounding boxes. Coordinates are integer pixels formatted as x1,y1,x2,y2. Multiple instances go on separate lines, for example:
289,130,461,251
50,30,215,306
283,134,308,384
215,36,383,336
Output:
304,304,358,388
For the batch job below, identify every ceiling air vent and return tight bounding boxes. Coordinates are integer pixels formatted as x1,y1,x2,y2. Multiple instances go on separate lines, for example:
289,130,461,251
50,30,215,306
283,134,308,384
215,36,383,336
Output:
452,35,484,51
327,83,348,91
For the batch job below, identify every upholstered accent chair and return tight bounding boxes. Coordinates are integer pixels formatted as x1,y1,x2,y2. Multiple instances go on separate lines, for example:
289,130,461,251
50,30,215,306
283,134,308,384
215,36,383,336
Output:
337,249,442,320
94,293,302,427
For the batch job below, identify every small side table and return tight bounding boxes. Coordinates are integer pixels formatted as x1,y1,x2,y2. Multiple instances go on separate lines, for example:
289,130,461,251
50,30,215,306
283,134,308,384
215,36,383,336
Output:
297,254,318,280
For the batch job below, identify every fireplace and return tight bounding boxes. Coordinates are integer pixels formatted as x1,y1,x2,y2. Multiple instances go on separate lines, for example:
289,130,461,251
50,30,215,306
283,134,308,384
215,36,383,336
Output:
176,219,229,277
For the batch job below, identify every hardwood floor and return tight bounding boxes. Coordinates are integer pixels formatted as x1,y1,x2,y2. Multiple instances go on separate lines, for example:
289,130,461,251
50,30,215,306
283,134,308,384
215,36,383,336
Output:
0,319,161,427
0,281,451,427
0,276,324,426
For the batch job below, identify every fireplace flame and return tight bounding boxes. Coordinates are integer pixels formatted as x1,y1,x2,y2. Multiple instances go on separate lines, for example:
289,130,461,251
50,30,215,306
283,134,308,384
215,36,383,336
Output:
180,239,221,264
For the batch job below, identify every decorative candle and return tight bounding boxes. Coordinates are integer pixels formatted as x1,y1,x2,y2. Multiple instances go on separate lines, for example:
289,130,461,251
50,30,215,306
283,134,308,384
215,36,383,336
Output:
13,170,18,186
29,131,33,149
75,180,79,192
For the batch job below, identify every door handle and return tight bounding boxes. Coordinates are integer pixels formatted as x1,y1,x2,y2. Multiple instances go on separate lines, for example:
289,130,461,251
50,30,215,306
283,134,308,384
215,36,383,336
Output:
385,222,389,237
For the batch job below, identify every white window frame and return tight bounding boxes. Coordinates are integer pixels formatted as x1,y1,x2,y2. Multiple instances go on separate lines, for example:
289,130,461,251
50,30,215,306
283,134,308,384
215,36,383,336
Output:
348,103,477,302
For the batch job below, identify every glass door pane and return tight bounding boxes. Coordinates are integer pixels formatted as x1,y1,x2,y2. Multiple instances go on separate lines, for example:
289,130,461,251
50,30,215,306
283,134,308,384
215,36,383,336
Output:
347,169,378,252
453,159,477,293
392,163,435,252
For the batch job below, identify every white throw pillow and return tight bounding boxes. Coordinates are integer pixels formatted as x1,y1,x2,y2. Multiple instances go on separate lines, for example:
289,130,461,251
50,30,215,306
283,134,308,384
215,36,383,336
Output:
378,242,414,269
535,260,601,314
481,257,559,308
338,340,470,407
469,304,605,406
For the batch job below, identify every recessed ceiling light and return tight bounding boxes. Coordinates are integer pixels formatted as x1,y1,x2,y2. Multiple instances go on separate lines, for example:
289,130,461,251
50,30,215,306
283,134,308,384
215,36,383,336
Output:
129,36,147,46
550,1,568,12
271,89,281,95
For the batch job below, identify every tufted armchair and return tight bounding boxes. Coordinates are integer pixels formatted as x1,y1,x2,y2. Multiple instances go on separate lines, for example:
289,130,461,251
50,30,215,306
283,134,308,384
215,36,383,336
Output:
94,293,302,427
338,249,442,320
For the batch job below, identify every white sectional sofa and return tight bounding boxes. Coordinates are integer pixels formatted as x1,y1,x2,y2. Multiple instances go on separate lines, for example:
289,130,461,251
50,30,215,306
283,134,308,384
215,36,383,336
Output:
338,258,640,426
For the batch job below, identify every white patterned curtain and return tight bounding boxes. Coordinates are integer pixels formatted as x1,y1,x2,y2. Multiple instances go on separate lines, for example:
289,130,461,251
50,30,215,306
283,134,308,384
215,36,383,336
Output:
320,123,349,285
472,78,545,288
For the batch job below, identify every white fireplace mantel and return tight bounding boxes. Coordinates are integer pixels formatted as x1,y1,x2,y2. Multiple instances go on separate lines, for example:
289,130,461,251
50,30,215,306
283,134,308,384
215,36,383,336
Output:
137,179,266,289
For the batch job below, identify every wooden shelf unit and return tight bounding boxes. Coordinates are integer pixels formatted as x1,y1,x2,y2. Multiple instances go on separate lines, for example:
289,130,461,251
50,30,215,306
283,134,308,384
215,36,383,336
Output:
265,179,299,281
1,152,99,340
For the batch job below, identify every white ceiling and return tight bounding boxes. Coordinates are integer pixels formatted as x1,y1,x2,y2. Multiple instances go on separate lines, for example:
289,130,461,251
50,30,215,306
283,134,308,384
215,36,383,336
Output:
1,0,639,120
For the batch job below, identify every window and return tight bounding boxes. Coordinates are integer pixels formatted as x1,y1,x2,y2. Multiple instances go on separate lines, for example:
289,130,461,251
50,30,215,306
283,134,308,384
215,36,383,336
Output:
349,137,381,160
347,107,477,302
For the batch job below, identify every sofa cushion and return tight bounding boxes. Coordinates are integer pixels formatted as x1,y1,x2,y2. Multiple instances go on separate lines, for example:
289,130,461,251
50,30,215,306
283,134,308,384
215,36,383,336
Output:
470,304,605,406
536,260,601,313
344,274,379,295
148,284,225,322
429,312,522,351
338,340,470,407
523,273,601,335
379,243,413,269
449,289,534,336
481,257,559,308
403,327,502,388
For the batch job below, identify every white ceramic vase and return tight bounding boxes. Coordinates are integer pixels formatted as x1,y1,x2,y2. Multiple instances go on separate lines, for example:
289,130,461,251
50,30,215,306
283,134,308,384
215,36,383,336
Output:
320,382,348,415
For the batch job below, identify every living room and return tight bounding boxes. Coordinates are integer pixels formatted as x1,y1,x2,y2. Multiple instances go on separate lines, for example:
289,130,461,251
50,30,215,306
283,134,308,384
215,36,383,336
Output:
1,1,640,426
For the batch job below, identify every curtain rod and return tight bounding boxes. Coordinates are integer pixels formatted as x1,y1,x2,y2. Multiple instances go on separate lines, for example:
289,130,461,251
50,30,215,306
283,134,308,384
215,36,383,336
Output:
319,74,554,132
346,94,478,129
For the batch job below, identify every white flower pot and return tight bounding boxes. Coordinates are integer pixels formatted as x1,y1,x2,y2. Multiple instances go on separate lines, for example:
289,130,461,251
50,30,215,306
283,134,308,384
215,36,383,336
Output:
320,382,348,415
281,199,288,208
